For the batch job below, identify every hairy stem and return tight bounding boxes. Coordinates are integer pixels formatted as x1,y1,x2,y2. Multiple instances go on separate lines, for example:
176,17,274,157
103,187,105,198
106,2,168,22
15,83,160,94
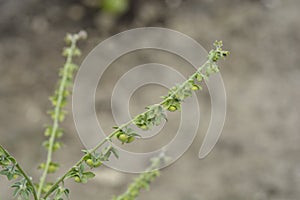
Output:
43,58,215,199
44,41,228,199
37,35,81,198
0,145,38,200
113,154,164,200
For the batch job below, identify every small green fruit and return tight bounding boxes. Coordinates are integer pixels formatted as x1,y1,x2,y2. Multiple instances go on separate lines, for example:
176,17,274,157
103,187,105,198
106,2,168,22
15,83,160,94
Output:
93,161,102,168
118,134,128,143
168,105,177,112
140,125,148,130
74,176,81,183
86,159,94,167
191,85,199,91
127,136,135,143
53,142,61,151
48,165,57,173
43,184,52,193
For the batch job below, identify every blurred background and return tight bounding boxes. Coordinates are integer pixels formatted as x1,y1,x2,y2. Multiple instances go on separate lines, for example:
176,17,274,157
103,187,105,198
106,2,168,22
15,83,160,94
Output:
0,0,300,199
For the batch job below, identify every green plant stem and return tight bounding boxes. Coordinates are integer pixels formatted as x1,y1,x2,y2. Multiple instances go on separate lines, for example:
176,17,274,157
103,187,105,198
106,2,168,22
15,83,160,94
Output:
0,145,38,200
113,154,165,200
43,60,211,199
37,36,79,199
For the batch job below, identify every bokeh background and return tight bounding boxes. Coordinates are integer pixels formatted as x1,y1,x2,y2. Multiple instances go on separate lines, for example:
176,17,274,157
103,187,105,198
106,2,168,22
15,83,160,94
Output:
1,0,300,199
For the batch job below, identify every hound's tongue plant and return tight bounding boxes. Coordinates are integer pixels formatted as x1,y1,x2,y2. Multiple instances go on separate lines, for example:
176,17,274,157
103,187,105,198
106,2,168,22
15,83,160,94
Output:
0,31,229,200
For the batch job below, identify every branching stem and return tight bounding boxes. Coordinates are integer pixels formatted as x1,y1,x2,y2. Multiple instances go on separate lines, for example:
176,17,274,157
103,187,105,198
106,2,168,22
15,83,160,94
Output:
0,145,38,200
43,60,211,199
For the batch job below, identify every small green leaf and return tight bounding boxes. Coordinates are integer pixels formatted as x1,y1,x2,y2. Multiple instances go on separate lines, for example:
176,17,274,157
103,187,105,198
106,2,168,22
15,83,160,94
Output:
11,178,32,200
83,171,95,179
0,165,19,180
111,148,119,159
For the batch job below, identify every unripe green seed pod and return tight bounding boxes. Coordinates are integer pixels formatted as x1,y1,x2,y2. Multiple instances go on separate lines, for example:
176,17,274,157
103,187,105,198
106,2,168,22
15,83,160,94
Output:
127,136,135,143
140,125,148,130
74,176,81,183
168,105,177,112
191,85,200,91
118,134,128,143
86,159,94,167
93,161,102,168
53,142,61,151
48,165,57,173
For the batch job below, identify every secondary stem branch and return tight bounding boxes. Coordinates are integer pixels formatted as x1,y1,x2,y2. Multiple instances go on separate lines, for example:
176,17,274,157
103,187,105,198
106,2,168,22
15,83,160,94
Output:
37,36,79,198
0,145,38,200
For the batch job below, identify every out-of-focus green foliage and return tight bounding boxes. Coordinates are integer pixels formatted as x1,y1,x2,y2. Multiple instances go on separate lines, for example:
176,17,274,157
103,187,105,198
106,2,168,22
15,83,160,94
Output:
101,0,129,14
